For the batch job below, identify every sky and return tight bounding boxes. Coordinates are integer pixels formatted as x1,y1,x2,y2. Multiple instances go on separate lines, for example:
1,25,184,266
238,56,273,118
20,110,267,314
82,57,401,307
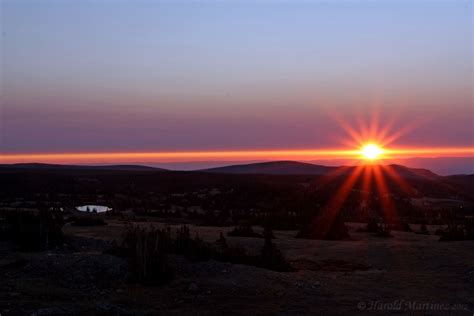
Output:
1,0,473,173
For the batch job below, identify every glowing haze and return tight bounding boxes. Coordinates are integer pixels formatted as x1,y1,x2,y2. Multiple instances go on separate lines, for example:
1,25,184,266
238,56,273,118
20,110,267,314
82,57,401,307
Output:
1,0,473,173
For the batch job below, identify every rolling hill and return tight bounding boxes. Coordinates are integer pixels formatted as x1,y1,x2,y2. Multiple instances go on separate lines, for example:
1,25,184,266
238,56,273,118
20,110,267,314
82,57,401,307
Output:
0,161,472,202
200,161,441,179
0,163,166,172
201,161,337,175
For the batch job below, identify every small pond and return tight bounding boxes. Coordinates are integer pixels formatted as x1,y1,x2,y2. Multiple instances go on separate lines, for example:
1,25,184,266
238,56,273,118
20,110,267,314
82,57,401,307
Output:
76,205,111,213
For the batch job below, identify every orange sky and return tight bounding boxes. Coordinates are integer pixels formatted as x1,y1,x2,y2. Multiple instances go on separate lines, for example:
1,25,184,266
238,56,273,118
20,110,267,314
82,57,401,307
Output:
1,146,473,165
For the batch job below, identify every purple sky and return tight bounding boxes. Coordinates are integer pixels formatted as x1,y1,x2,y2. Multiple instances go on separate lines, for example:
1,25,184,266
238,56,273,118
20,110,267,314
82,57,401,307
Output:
1,0,473,173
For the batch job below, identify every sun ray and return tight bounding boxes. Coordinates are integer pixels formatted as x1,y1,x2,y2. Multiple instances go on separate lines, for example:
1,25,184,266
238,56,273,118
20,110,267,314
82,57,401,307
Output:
316,165,365,237
381,164,415,196
361,164,374,205
372,165,399,224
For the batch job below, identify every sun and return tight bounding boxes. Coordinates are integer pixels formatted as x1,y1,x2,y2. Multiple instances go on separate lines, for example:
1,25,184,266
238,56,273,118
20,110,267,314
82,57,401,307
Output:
361,143,384,160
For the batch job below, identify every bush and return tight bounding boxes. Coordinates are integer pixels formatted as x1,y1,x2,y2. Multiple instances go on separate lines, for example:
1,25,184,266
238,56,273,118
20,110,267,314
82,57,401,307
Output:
70,216,107,227
215,242,249,265
356,218,380,233
121,225,216,285
439,220,474,241
465,218,474,240
263,226,275,239
374,224,393,238
176,226,214,262
216,232,228,250
119,224,292,285
258,235,291,272
439,225,465,241
122,226,173,285
357,220,394,237
366,218,380,233
228,225,263,238
388,222,412,232
263,213,298,230
296,214,350,240
215,232,289,271
434,228,445,236
0,209,64,251
416,223,430,235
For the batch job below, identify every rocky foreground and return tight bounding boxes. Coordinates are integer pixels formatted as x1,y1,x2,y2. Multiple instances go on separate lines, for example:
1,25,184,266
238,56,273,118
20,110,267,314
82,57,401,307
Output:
1,222,473,315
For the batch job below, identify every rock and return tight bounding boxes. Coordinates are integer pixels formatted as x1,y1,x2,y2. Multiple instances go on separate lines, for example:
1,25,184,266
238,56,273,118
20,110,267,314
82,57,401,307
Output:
187,282,199,294
95,302,122,313
2,258,29,270
24,253,127,292
468,271,474,283
31,306,74,316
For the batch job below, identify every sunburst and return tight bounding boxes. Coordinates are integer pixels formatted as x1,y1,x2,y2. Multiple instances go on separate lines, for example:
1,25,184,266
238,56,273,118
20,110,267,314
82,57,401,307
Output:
361,143,384,160
314,114,412,236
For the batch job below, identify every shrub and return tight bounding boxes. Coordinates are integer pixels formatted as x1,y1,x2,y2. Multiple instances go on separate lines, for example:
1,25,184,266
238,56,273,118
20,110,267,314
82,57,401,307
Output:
356,220,394,237
213,233,251,264
374,224,393,238
0,209,64,251
263,226,275,239
119,224,292,285
434,228,445,236
416,223,430,235
122,226,173,285
388,222,412,232
439,225,465,241
121,225,215,285
219,244,249,264
174,225,215,261
216,232,228,250
70,216,107,227
296,214,350,240
439,219,474,241
366,218,380,233
227,225,263,238
263,213,298,230
465,218,474,240
258,235,292,272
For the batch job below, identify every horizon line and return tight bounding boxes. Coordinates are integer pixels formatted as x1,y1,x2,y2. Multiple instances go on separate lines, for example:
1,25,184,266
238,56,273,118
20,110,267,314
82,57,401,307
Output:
1,146,473,164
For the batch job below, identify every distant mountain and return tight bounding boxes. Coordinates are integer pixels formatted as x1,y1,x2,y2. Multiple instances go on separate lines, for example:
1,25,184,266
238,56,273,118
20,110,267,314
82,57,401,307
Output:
385,164,440,180
201,161,337,175
200,161,442,180
0,161,459,181
1,161,471,202
442,174,474,197
0,163,166,172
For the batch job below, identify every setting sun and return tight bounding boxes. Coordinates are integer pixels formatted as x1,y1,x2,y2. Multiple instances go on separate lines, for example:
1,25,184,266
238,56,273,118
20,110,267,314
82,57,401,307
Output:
361,144,384,160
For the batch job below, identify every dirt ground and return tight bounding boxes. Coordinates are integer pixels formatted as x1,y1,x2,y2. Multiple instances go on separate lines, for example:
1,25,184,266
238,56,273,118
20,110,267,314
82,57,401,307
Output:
1,220,473,315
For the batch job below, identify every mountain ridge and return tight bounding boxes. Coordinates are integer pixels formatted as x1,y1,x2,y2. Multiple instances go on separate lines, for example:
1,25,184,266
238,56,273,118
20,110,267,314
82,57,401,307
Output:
2,161,471,179
200,161,442,179
0,163,166,172
200,160,336,175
